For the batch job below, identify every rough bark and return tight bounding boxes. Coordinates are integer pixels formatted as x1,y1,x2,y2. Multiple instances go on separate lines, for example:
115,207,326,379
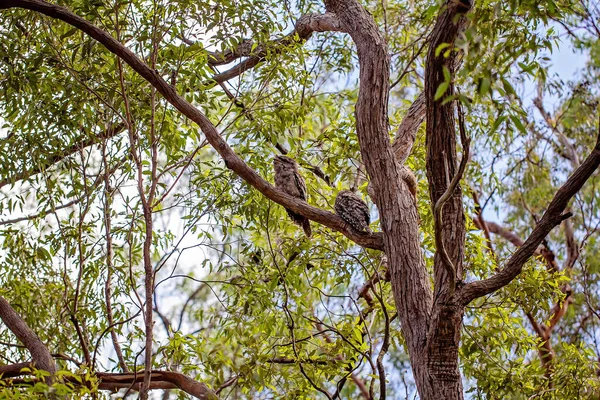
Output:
419,0,472,398
321,0,436,398
426,0,470,302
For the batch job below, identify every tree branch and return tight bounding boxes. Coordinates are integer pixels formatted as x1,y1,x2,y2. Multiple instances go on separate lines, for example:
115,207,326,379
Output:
0,0,382,251
208,13,343,84
0,364,218,400
0,296,57,381
392,93,425,165
424,0,471,302
458,129,600,305
421,2,472,396
432,103,470,293
323,0,432,388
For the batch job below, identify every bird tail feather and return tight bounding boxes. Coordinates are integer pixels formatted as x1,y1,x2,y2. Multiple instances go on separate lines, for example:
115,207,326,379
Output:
302,219,312,238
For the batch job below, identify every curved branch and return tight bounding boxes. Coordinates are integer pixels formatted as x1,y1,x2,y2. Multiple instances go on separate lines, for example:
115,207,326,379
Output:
0,296,56,381
459,131,600,305
96,371,217,399
433,104,471,293
0,0,382,251
392,93,425,165
323,0,431,387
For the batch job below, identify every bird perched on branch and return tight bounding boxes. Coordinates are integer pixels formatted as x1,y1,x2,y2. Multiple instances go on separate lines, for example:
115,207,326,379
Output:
335,190,371,233
273,155,311,237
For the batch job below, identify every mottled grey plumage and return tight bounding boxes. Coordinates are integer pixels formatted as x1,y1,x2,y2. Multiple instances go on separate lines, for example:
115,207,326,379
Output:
335,190,371,233
273,155,311,237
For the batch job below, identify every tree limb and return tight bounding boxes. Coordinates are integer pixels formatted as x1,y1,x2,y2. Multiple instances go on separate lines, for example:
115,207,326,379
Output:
0,296,57,381
458,128,600,305
392,93,425,165
209,13,343,84
424,0,470,303
322,0,432,394
432,103,470,293
0,0,382,251
0,364,218,400
97,370,216,400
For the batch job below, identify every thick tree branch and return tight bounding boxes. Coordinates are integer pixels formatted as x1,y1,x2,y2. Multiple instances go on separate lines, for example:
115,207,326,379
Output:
0,296,57,381
425,0,470,302
433,104,470,293
97,371,216,399
421,2,472,397
459,132,600,305
0,0,382,251
392,93,425,165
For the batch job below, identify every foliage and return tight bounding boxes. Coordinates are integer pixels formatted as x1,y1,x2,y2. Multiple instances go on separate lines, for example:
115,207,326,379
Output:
0,0,599,398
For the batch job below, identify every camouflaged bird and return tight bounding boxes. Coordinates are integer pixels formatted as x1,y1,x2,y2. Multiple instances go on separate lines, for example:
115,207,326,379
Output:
273,155,311,237
334,190,371,233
